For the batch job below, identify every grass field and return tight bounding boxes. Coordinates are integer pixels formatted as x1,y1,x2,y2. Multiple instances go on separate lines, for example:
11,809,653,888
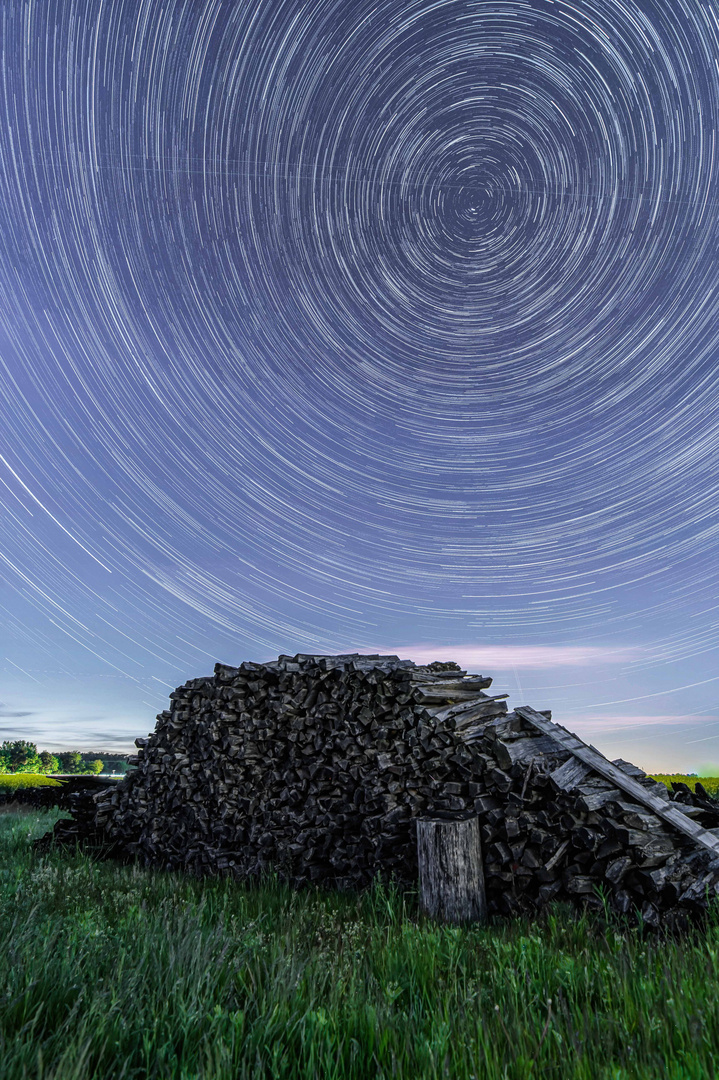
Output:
2,811,719,1078
5,771,717,794
0,774,65,789
649,775,719,797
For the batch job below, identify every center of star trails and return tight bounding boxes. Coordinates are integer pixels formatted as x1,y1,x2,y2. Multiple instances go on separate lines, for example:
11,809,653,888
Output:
451,181,504,237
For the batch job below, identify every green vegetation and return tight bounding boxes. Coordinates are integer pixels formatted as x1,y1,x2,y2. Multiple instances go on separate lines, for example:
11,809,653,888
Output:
0,774,64,789
0,740,47,775
650,774,719,797
0,740,126,776
56,750,83,774
39,750,61,774
2,811,719,1078
56,751,105,775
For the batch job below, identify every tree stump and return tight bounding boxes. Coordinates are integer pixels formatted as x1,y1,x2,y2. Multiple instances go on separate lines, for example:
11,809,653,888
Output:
416,816,487,925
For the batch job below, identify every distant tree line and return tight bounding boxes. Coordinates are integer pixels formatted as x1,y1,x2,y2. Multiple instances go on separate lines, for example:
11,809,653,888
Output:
0,740,130,775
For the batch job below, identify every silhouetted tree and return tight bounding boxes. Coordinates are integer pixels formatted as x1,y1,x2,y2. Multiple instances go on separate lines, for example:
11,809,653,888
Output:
57,751,83,774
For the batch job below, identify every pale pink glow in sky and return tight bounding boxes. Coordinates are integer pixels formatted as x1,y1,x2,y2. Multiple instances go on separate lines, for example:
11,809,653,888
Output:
374,645,644,669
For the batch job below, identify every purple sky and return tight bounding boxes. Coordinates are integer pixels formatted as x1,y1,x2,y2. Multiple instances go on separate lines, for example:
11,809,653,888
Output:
2,0,719,773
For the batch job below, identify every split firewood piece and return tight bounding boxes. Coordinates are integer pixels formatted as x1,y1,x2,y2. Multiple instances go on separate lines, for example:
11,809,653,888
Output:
495,735,566,771
577,788,624,812
550,756,591,792
428,695,510,725
544,838,570,872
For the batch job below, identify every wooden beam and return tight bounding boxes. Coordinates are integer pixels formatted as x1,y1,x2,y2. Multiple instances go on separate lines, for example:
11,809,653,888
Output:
515,705,719,856
413,683,496,703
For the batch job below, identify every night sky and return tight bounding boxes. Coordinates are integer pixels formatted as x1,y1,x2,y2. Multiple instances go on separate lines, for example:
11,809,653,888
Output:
2,0,719,771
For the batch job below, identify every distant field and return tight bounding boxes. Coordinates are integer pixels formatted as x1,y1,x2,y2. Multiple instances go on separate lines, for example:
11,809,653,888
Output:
5,771,719,796
649,774,719,797
0,774,64,789
3,809,719,1079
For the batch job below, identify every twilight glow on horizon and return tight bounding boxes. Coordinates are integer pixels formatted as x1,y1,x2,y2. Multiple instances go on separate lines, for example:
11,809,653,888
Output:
2,0,719,772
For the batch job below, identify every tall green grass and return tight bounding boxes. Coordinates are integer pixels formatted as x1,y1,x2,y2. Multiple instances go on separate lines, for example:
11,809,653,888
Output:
1,809,719,1079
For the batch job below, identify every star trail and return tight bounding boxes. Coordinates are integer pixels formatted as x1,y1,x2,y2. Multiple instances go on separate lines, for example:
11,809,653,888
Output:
2,0,719,769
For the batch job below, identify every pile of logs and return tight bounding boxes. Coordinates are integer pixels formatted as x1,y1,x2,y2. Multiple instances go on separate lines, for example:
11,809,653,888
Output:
40,653,719,926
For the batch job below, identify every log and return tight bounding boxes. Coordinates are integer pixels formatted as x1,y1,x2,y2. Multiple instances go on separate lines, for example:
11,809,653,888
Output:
550,756,591,792
416,816,487,924
495,734,565,770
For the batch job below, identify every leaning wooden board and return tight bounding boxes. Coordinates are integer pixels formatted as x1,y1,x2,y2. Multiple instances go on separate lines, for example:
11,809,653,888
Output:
515,705,719,857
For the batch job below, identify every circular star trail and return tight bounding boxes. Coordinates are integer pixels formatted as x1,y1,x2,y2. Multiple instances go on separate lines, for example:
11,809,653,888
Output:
2,0,719,696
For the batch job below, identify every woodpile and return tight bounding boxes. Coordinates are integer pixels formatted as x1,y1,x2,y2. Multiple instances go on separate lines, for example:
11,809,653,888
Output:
40,653,719,927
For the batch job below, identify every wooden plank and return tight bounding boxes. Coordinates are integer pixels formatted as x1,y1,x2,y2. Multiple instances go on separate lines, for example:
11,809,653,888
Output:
410,671,468,681
414,683,498,703
515,706,719,856
429,695,510,726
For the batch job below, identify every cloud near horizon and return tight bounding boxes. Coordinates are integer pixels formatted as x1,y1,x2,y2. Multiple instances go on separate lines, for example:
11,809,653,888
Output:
376,645,644,669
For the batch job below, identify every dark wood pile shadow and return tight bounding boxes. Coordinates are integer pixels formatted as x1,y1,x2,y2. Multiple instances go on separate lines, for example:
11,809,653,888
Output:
36,654,719,928
2,774,119,811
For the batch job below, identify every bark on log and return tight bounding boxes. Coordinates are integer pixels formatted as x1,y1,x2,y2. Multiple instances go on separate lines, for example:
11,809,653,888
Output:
416,816,487,925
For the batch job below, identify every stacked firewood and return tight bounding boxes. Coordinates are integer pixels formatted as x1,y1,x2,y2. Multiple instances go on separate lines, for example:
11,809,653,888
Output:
39,653,719,925
456,709,719,926
86,655,502,890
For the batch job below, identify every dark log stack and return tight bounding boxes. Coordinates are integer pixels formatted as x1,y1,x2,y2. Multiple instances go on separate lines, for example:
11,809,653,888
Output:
40,653,719,926
0,775,118,812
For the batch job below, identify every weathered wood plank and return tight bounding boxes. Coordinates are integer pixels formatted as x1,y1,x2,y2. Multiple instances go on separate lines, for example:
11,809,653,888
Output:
411,676,489,690
430,695,510,726
516,705,719,856
495,734,566,770
416,817,487,925
577,788,623,811
414,683,498,703
550,756,591,792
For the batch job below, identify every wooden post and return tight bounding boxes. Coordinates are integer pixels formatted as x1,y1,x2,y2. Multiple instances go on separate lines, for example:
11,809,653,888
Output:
416,816,487,925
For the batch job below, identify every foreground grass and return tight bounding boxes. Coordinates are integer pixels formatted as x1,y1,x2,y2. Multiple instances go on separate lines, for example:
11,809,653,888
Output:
1,813,719,1079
